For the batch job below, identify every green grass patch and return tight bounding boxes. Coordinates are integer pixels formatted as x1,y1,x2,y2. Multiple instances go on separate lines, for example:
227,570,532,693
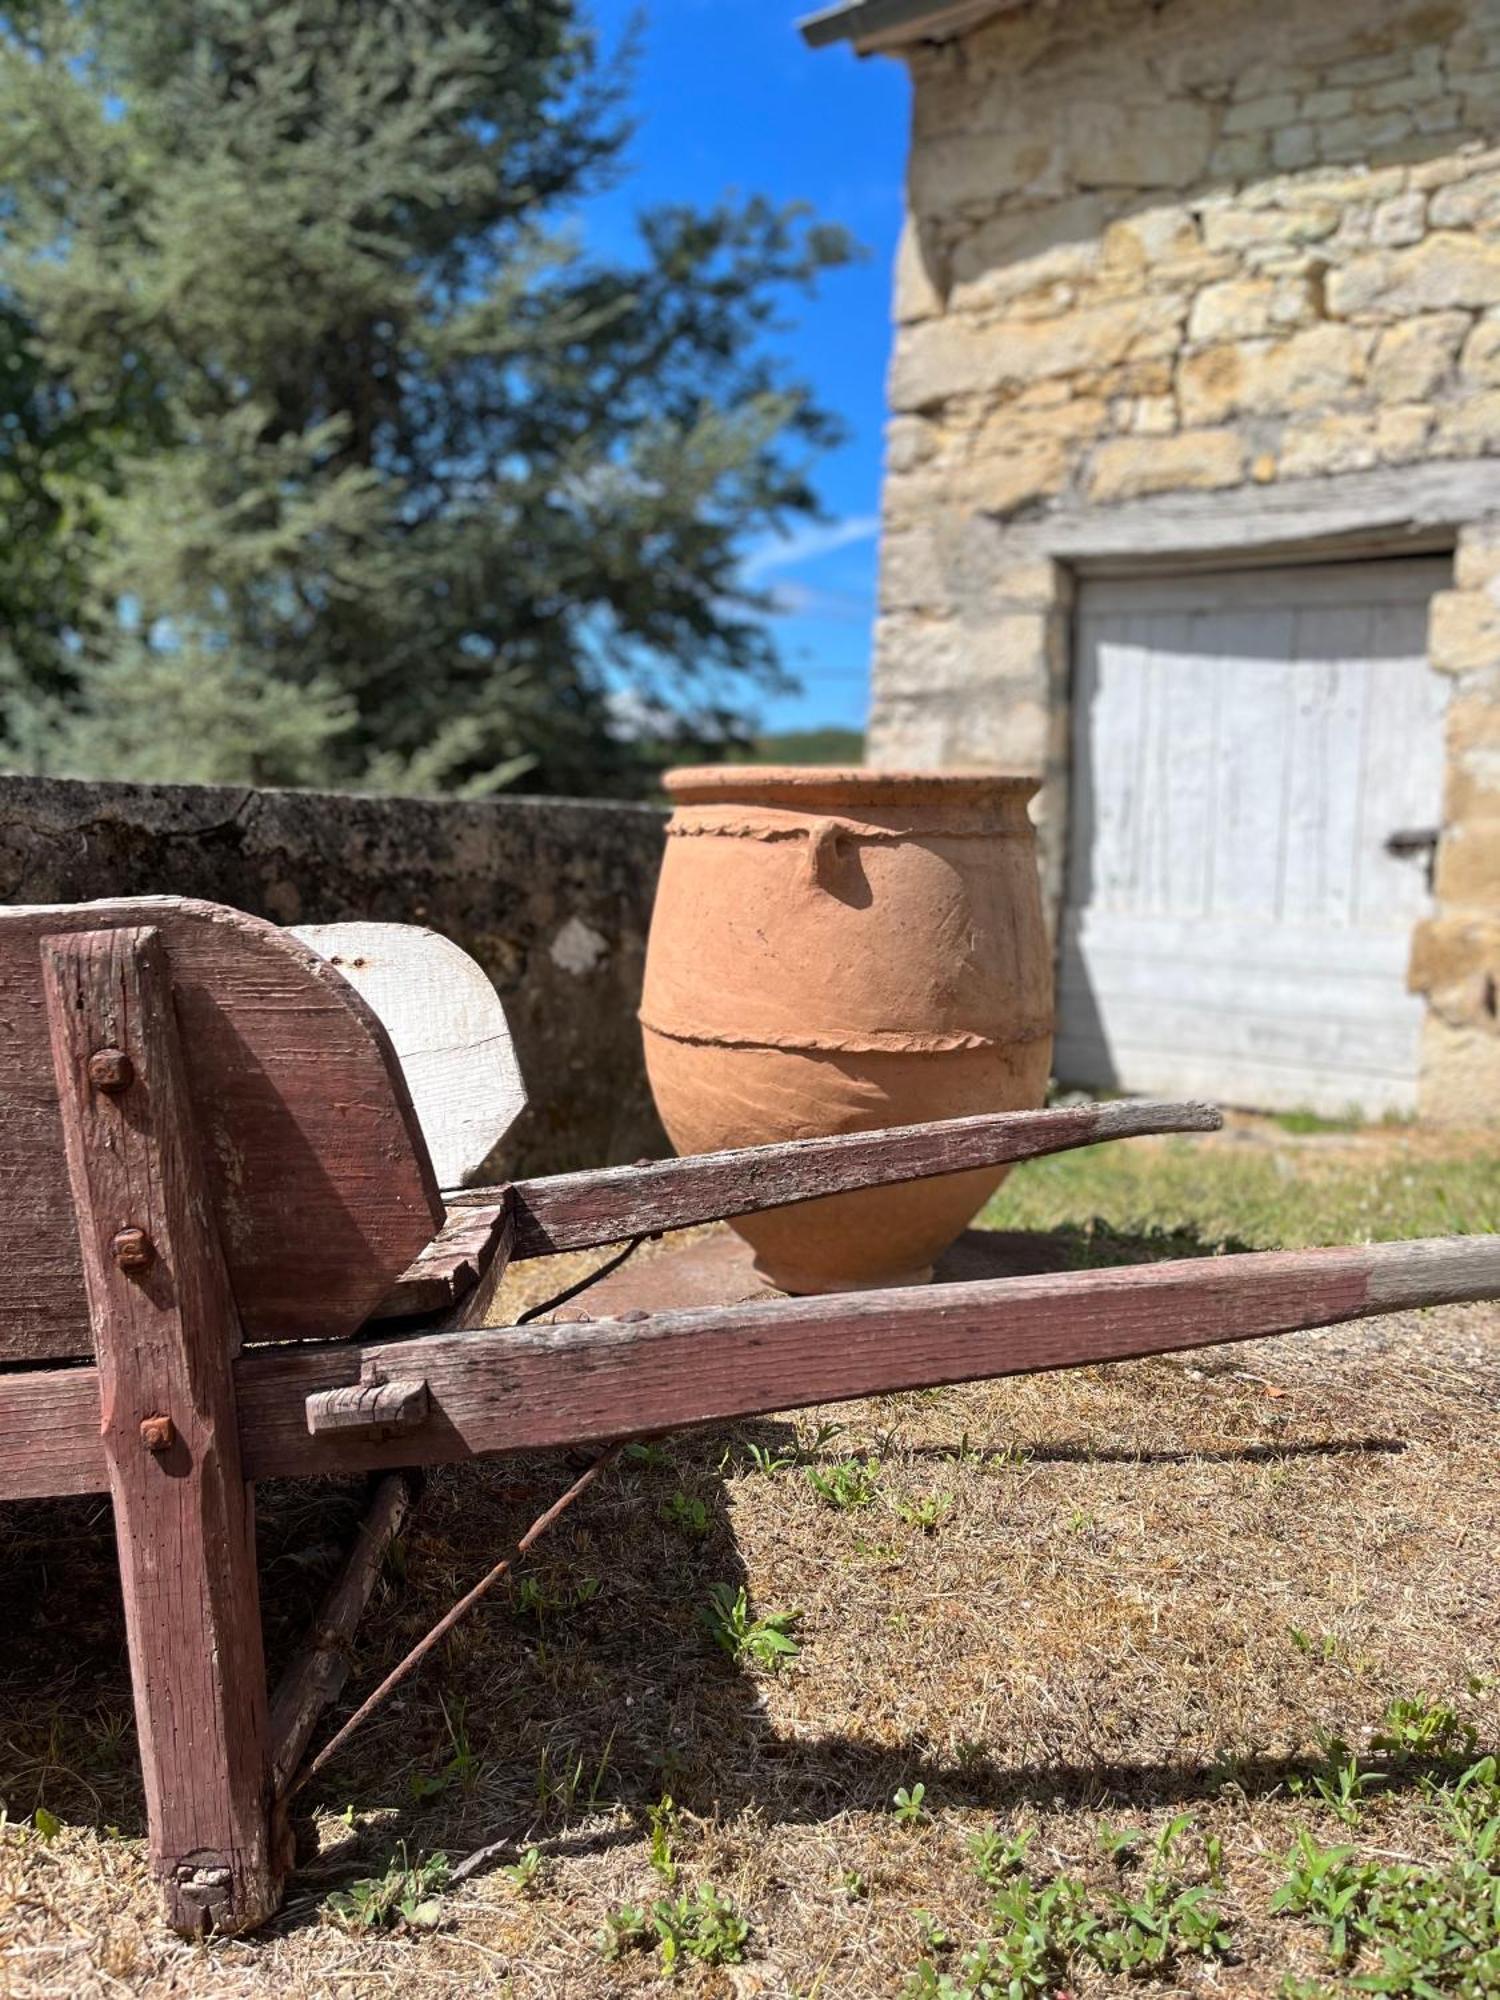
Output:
983,1136,1500,1261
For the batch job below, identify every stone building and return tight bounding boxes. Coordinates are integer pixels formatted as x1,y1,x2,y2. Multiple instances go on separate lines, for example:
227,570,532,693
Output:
803,0,1500,1120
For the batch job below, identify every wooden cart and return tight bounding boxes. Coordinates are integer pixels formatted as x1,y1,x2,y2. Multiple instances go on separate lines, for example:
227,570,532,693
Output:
3,897,1495,1936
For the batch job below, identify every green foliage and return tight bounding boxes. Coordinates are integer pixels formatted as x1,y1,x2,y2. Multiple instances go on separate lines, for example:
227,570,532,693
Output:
904,1815,1233,1998
598,1882,749,1970
647,1794,679,1885
807,1456,880,1511
660,1489,711,1539
1273,1762,1500,1998
0,0,855,793
698,1581,801,1670
891,1782,928,1827
1372,1695,1479,1768
728,726,863,767
892,1490,952,1533
326,1845,450,1932
501,1845,547,1895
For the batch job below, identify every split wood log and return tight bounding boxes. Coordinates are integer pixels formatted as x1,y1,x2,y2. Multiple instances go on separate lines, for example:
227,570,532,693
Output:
41,925,281,1935
268,1471,418,1798
4,1235,1496,1499
484,1100,1224,1259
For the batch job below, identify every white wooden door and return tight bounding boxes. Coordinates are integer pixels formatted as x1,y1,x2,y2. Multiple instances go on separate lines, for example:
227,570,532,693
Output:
1056,559,1450,1116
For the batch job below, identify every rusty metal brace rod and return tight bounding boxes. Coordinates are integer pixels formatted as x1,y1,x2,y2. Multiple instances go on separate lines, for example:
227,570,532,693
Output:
284,1442,623,1801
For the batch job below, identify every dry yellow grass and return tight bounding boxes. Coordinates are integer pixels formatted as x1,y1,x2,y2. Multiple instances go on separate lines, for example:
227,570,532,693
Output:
1,1126,1496,1998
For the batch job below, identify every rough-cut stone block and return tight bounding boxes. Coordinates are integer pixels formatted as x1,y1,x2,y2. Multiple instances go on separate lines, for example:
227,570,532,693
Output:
878,526,948,610
1430,166,1500,228
1410,915,1500,1008
1371,311,1469,400
1200,202,1340,253
1460,312,1500,382
1271,124,1319,172
1188,275,1314,341
1430,587,1500,676
890,299,1160,410
1328,232,1500,317
1087,428,1245,502
1223,92,1299,135
1418,1017,1500,1124
1434,389,1500,454
894,214,947,323
1435,818,1500,905
910,129,1062,216
1178,324,1370,423
1371,190,1429,245
950,196,1106,309
1064,99,1213,188
964,438,1070,517
1454,523,1500,591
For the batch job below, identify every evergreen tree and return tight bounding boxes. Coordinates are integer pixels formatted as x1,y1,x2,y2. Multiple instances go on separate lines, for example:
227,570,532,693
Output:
0,1,853,793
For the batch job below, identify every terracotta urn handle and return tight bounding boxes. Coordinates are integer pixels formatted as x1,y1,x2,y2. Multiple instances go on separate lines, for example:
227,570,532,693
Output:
803,816,853,893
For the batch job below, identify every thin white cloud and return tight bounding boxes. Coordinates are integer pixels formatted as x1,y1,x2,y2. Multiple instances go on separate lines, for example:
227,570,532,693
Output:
742,513,881,582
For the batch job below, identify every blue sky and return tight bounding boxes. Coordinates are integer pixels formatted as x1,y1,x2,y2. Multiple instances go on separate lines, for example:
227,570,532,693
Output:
583,0,910,734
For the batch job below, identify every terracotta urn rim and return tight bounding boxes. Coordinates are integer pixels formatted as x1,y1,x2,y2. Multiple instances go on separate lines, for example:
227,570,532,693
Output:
661,765,1041,810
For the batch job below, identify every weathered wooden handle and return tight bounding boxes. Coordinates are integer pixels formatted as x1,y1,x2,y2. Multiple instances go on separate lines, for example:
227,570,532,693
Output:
4,1232,1497,1499
475,1099,1224,1258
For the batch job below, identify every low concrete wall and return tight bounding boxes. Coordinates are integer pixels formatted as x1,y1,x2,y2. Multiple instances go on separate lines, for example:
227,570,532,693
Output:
0,775,668,1176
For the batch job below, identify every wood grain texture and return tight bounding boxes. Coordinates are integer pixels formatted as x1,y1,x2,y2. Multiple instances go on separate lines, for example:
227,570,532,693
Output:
1059,563,1447,1118
0,898,444,1362
268,1471,417,1798
305,1377,430,1440
493,1101,1222,1258
292,922,527,1188
4,1234,1498,1497
372,1201,513,1321
42,925,280,1936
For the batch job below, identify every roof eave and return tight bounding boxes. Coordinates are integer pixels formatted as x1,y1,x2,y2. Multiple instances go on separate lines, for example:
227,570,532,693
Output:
798,0,1022,54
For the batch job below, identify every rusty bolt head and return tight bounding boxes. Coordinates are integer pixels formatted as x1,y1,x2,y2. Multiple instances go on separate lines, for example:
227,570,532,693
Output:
112,1227,154,1272
140,1414,175,1453
87,1048,134,1093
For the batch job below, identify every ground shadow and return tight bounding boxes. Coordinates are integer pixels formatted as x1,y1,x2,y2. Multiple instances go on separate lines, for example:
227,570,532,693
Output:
0,1217,1449,1937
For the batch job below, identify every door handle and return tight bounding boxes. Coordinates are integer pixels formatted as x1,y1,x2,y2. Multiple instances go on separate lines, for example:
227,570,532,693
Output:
1385,826,1440,893
1384,827,1439,857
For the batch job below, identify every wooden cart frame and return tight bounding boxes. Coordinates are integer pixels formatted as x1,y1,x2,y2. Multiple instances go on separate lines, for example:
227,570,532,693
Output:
3,897,1495,1935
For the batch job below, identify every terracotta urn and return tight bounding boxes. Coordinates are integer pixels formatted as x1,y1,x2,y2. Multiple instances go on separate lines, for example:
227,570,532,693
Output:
640,767,1053,1292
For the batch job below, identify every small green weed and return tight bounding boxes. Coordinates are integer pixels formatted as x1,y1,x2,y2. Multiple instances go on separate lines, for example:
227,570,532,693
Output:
1271,1752,1500,1995
893,1491,952,1532
660,1490,710,1539
597,1883,749,1971
501,1845,547,1895
1373,1694,1478,1767
745,1440,795,1477
891,1782,928,1826
698,1582,802,1670
407,1696,482,1802
647,1794,679,1885
326,1846,450,1933
808,1457,880,1510
1290,1625,1340,1662
904,1814,1232,1996
623,1440,674,1471
969,1826,1032,1885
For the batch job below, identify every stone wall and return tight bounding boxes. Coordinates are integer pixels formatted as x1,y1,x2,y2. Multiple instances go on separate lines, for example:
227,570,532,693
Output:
0,776,668,1175
873,0,1500,1116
